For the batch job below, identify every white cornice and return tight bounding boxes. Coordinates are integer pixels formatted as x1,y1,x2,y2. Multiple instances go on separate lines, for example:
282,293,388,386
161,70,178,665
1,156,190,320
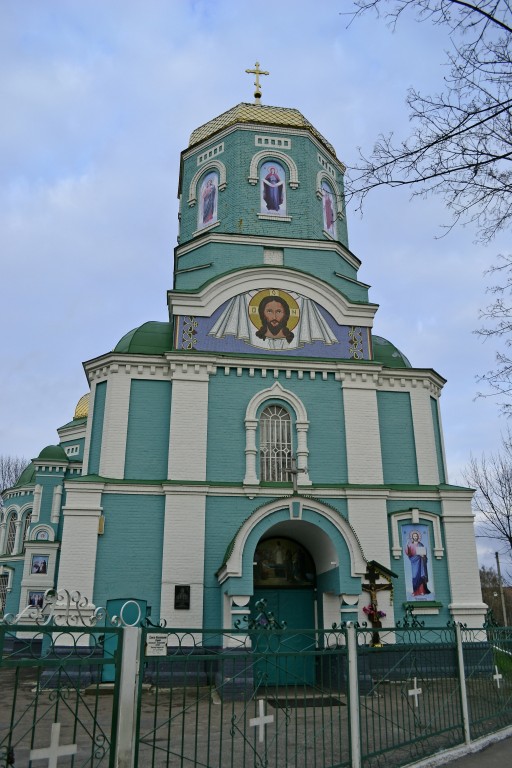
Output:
82,350,445,395
168,267,377,326
175,231,361,271
182,123,347,175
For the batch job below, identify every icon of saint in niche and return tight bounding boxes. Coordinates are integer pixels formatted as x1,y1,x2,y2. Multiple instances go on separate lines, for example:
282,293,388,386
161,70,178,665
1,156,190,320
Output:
322,180,336,237
260,161,286,215
402,524,435,601
199,171,218,228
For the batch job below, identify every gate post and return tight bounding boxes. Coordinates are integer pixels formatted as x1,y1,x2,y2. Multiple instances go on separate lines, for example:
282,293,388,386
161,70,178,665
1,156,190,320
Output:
115,626,142,768
347,623,361,768
455,623,471,745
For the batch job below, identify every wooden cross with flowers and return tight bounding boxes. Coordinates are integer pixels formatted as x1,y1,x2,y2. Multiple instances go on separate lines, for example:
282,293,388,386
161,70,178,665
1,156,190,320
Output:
361,560,398,645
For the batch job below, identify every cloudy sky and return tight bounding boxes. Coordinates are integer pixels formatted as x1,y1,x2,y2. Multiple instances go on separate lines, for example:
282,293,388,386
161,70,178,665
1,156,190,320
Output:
1,1,510,568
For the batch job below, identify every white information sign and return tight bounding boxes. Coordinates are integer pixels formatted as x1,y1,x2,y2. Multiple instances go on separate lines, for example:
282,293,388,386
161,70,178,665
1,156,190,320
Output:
146,633,168,656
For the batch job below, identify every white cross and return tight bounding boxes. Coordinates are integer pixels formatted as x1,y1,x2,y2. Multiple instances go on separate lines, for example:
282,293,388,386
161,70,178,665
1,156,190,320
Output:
493,665,503,689
408,677,422,707
30,722,77,767
249,698,274,743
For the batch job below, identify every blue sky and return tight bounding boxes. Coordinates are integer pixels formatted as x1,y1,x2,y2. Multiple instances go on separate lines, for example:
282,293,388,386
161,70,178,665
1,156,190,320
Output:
1,1,509,569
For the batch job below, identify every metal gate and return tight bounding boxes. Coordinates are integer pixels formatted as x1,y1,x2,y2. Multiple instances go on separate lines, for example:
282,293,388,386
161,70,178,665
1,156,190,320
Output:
135,621,351,768
0,620,122,767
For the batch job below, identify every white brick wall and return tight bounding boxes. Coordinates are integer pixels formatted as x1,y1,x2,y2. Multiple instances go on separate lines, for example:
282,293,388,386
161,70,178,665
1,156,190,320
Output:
58,485,103,599
409,388,440,484
347,493,390,567
168,371,209,481
99,372,132,478
160,492,206,628
343,385,383,484
442,494,487,622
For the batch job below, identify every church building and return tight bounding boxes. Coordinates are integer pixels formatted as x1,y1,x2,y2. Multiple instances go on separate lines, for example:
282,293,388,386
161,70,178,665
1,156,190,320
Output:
0,70,486,635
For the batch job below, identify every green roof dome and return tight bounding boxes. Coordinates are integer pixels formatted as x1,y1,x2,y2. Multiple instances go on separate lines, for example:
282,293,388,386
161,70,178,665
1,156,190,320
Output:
372,335,412,369
114,321,173,355
38,445,68,461
13,462,36,488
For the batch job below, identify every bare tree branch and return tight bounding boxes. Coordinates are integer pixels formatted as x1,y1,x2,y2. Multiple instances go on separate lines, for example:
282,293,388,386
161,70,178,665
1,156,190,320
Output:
0,455,30,494
347,0,512,242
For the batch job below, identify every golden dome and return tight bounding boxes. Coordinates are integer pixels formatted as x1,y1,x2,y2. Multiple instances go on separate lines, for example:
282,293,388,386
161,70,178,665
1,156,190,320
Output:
189,102,336,156
74,393,89,419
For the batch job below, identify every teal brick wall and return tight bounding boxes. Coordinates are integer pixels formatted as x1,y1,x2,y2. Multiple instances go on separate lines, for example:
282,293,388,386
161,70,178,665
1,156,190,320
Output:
88,381,106,475
206,370,347,484
179,128,348,248
59,437,85,461
124,380,172,480
173,240,365,302
203,496,356,627
34,472,65,524
93,493,165,615
377,391,418,484
430,397,446,483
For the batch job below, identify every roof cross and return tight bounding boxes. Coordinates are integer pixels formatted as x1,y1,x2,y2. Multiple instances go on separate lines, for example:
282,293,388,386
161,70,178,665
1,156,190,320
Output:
245,61,269,104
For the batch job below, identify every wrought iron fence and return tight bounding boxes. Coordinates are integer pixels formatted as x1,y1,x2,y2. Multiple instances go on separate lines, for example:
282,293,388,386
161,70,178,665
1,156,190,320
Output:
0,623,122,768
1,592,512,768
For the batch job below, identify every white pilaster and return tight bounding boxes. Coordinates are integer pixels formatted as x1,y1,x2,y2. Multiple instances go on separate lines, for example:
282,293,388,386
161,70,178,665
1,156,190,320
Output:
442,493,487,624
410,387,440,484
347,491,390,567
343,382,383,484
32,484,42,522
51,486,63,523
81,382,97,475
160,490,206,629
58,483,104,599
99,370,131,478
168,367,209,480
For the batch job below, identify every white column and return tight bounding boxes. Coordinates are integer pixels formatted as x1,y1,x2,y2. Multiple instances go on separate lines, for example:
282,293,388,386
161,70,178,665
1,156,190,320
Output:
99,369,131,478
409,387,440,484
0,522,6,553
58,483,104,600
296,421,312,485
442,493,487,624
343,382,383,484
244,419,258,485
13,520,23,554
160,490,206,630
81,382,97,475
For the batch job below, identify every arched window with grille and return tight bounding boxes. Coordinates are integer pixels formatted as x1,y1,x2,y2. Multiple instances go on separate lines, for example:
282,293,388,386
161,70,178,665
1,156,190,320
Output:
259,405,292,482
5,514,17,555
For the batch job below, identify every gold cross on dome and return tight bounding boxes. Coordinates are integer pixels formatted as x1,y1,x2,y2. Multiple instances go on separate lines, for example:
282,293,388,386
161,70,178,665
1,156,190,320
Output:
245,61,269,103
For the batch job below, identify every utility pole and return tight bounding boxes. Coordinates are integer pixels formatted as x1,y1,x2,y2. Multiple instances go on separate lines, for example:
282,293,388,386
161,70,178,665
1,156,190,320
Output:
495,551,509,626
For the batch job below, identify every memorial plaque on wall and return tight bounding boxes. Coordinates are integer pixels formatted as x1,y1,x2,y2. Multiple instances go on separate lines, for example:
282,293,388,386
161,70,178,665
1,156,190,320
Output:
174,585,190,610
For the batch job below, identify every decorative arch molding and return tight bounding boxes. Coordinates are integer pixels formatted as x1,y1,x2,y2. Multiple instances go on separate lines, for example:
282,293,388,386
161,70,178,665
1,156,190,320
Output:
217,496,367,585
316,171,345,218
168,267,378,327
29,525,55,543
188,160,227,207
390,508,444,560
244,382,311,486
248,150,299,189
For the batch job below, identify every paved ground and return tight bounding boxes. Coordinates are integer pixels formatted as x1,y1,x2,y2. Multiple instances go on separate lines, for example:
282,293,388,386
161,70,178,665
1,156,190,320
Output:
444,735,512,767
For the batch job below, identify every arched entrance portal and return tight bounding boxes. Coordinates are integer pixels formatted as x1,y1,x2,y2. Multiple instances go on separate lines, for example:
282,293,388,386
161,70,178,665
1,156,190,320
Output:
251,536,316,685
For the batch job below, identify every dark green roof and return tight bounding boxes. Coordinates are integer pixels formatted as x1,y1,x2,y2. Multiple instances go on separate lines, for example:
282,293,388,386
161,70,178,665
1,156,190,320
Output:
38,445,68,462
58,417,87,430
114,321,173,355
14,462,36,488
372,335,412,368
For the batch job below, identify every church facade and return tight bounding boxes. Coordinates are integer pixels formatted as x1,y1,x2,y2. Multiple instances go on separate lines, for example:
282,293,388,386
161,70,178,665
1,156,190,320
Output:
0,97,486,634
